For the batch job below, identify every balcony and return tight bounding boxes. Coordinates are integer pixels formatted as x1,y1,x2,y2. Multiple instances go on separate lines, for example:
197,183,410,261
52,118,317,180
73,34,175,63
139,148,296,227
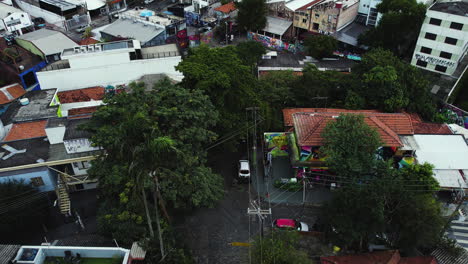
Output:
14,246,130,264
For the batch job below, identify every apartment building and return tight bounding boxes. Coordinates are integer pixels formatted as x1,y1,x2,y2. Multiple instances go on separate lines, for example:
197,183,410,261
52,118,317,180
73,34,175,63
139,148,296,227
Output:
411,1,468,76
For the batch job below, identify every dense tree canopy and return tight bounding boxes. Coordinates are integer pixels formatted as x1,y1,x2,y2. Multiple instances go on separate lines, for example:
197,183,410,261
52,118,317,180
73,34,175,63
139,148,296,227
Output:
323,163,444,252
358,0,427,58
236,0,267,31
84,79,224,254
321,114,382,178
304,35,337,59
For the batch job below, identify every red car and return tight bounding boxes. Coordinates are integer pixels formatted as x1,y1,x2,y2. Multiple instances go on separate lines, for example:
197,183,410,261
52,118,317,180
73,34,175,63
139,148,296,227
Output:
273,219,309,232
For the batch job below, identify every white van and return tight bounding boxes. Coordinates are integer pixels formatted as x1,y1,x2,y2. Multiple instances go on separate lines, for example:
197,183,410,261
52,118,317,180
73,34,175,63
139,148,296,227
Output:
238,160,250,182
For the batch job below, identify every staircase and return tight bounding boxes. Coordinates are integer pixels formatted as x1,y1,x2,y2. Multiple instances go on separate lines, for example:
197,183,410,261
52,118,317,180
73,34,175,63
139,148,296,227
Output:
56,174,71,215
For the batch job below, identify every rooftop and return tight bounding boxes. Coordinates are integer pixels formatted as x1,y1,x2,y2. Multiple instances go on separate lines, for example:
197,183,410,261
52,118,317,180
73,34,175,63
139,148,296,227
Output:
0,244,21,264
263,16,293,36
120,8,182,27
0,2,23,18
293,111,414,147
46,117,68,128
429,1,468,16
64,118,92,140
61,40,136,57
79,37,99,45
57,86,104,104
332,21,371,47
16,29,77,56
0,137,49,168
100,19,165,44
283,108,380,126
48,142,98,161
320,250,436,264
6,89,58,123
411,134,468,169
258,53,306,68
68,106,98,117
0,83,26,105
3,120,47,142
0,38,44,74
214,2,237,13
285,0,320,11
39,0,76,11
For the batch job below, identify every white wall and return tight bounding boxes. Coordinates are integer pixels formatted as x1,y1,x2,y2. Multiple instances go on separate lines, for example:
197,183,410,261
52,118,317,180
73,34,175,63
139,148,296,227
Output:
68,52,131,69
63,138,100,154
0,12,33,34
37,56,183,91
45,126,66,144
15,0,65,26
71,160,91,175
60,100,103,116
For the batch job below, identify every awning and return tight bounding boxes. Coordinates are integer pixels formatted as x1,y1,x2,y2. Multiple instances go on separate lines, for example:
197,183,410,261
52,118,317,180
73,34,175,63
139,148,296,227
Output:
85,0,105,10
433,169,468,189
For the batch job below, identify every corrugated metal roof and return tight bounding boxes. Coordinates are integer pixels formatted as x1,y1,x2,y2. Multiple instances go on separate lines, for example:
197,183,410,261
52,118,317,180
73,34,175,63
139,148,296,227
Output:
17,29,77,56
263,16,292,36
0,244,20,264
432,247,468,264
101,19,165,44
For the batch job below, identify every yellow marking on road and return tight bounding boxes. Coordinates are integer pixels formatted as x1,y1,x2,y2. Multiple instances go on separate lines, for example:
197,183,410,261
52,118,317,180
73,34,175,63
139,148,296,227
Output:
229,242,251,247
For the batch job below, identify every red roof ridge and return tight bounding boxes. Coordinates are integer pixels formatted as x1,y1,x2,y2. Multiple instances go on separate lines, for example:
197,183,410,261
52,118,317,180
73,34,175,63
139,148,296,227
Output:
214,2,237,13
369,115,402,146
3,120,47,142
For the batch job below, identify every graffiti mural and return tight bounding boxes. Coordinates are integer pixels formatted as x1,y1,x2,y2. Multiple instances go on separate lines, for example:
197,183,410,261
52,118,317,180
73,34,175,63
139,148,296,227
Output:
264,133,289,157
200,30,213,44
248,32,303,53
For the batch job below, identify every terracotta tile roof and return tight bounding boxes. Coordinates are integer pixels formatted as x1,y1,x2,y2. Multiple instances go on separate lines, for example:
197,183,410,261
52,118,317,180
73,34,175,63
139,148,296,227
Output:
293,111,414,147
0,83,26,105
407,112,453,134
79,38,99,45
283,108,380,126
57,87,105,104
3,120,47,142
214,2,237,13
320,251,436,264
68,106,98,118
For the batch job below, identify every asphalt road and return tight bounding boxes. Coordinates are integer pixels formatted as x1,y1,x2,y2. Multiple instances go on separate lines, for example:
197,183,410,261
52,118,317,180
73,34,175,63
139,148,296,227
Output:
180,148,321,264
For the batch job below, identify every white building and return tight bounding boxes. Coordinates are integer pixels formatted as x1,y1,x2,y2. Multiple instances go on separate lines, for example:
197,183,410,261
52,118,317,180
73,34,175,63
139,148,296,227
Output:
411,1,468,76
0,2,33,35
36,40,183,91
357,0,382,26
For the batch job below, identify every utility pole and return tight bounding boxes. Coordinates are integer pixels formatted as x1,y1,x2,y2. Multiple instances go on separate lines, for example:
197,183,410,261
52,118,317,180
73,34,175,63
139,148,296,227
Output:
247,200,271,238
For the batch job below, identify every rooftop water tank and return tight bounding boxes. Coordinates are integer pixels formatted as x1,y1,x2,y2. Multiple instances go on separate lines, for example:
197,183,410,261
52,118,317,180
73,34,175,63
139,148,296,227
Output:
20,98,29,106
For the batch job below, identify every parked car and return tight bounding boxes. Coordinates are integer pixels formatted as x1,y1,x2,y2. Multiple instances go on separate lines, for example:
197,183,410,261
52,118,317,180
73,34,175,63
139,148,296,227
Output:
273,219,309,232
238,160,250,182
75,25,88,33
32,17,46,29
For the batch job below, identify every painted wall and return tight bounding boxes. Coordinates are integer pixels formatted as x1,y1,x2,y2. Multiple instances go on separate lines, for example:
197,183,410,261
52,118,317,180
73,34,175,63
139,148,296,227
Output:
15,38,44,59
0,167,56,192
293,11,310,30
37,56,183,90
336,2,359,30
14,0,65,27
264,132,289,157
45,126,66,144
60,101,103,117
248,32,303,53
64,138,100,154
0,12,33,34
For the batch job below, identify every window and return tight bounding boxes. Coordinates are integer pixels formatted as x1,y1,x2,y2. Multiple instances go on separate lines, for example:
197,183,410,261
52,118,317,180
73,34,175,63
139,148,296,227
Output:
74,161,91,170
424,32,437,40
445,37,457,45
435,65,447,73
440,51,452,60
295,16,299,21
303,18,307,23
429,18,441,26
450,22,463,30
420,46,432,54
312,23,319,30
30,177,44,187
416,60,428,67
315,13,319,18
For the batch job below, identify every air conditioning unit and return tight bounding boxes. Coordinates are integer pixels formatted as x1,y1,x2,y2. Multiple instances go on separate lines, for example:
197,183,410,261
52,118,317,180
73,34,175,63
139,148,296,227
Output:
80,46,88,53
87,45,95,52
95,45,102,52
73,46,81,53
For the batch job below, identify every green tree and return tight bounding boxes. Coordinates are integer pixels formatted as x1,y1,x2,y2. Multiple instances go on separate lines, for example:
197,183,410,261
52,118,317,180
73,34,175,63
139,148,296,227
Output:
252,231,312,264
351,48,437,120
358,0,427,58
236,41,266,68
323,163,445,252
304,35,337,59
84,79,224,250
236,0,267,31
82,27,93,39
176,45,259,139
321,114,382,178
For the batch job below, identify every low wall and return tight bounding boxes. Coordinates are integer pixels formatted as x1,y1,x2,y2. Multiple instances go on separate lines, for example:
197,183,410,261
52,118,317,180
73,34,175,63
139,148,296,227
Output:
248,32,303,53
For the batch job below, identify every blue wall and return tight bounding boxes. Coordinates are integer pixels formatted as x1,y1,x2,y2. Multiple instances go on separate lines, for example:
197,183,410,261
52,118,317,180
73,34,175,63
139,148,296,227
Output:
19,61,47,91
0,167,57,192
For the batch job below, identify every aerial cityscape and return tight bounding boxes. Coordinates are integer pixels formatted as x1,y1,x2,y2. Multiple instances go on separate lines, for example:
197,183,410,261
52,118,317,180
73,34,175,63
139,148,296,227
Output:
0,0,467,263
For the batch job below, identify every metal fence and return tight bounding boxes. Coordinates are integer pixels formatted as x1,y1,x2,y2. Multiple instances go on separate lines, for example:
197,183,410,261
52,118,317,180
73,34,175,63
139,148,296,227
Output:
65,14,90,30
41,61,70,71
141,51,179,59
